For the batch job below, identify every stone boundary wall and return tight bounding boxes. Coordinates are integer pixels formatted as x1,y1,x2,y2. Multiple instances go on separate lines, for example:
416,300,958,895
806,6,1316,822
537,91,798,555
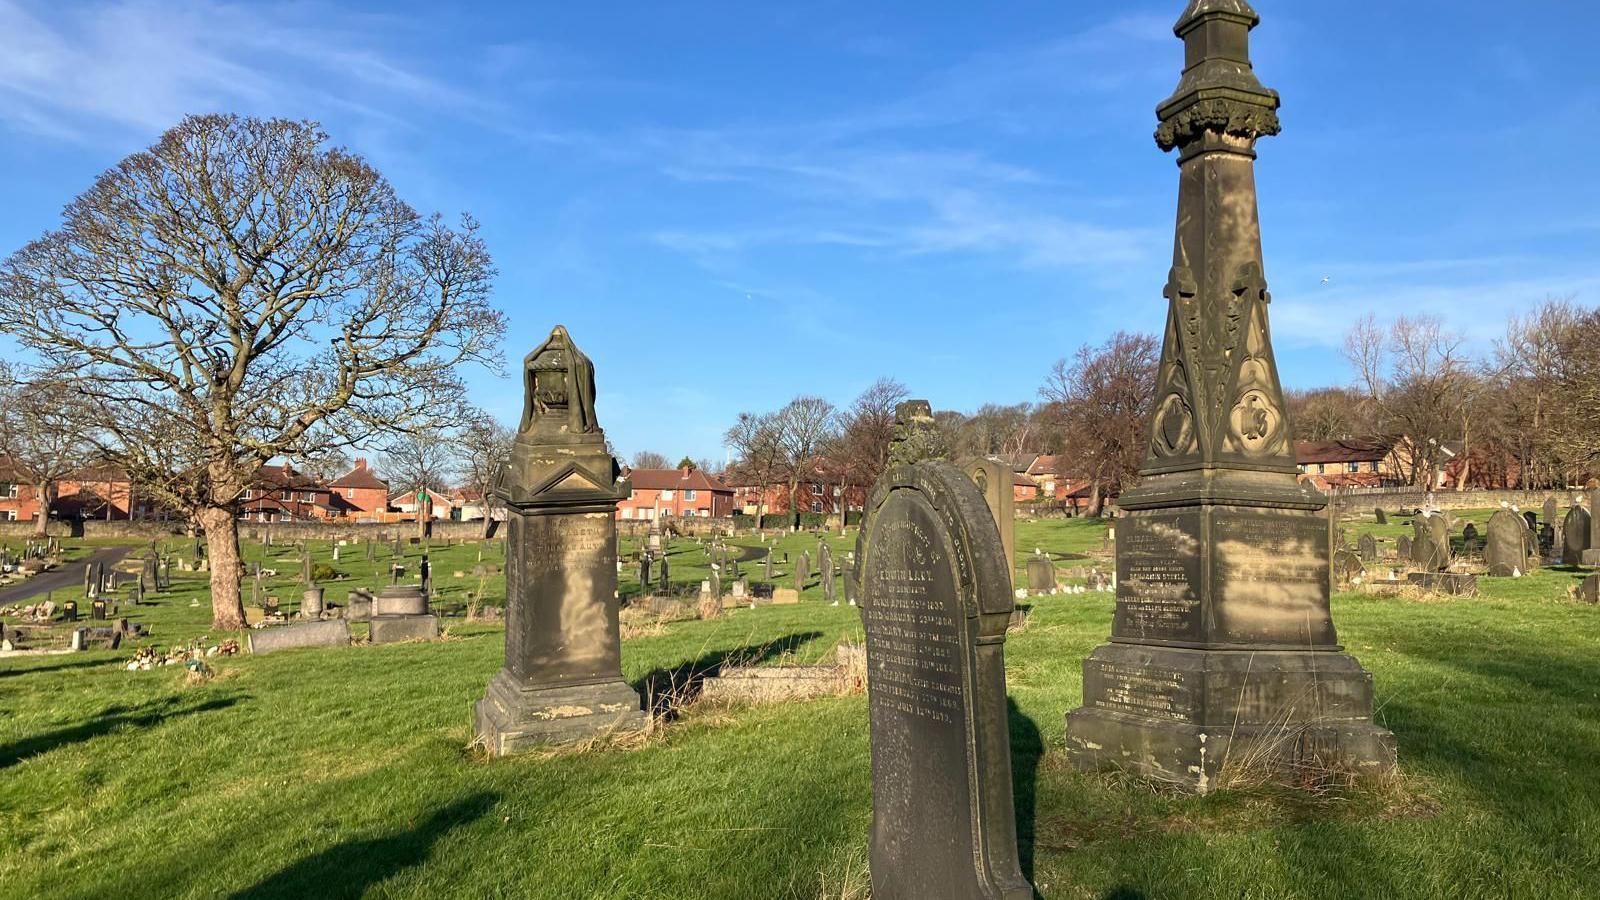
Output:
0,519,498,542
1331,489,1581,516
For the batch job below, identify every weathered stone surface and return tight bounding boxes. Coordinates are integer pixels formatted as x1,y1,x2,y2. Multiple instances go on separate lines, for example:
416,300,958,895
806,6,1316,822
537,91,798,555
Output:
369,615,440,644
1544,498,1560,530
374,585,427,617
1396,535,1413,560
1563,505,1591,567
770,587,800,605
1063,1,1392,792
1374,508,1388,525
1025,555,1056,595
699,665,849,703
472,326,645,754
248,620,350,655
1357,533,1377,562
967,457,1016,590
346,590,373,621
856,457,1029,900
1407,572,1479,597
1580,574,1600,604
1333,549,1363,585
1412,515,1450,572
1485,508,1529,576
1584,549,1600,569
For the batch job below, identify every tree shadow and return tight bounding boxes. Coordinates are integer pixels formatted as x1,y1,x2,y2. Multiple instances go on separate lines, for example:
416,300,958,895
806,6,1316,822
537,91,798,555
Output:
633,630,826,719
0,695,244,771
229,791,500,899
0,656,114,680
1007,697,1044,888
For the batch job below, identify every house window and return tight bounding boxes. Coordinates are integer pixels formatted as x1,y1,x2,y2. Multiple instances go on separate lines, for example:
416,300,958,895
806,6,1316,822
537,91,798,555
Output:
1,510,13,521
684,490,697,501
811,501,823,513
346,489,354,498
661,490,675,500
1348,462,1360,473
3,484,16,499
1369,462,1379,472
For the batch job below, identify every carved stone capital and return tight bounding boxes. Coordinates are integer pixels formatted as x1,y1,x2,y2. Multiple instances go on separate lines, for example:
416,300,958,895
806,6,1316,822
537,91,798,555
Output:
1156,96,1281,152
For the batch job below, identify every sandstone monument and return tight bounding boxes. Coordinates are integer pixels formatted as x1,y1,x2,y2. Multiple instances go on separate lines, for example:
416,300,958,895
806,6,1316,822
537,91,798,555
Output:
474,325,645,754
1063,0,1395,790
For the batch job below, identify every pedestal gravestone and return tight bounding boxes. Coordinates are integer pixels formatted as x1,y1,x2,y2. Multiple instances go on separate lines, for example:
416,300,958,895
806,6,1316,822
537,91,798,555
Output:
855,407,1030,900
966,457,1016,592
1485,509,1528,576
474,325,646,754
1063,2,1393,791
1563,505,1590,566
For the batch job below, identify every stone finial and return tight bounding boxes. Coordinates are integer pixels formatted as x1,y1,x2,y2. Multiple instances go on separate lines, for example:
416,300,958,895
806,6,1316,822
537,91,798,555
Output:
1156,0,1279,152
888,399,947,466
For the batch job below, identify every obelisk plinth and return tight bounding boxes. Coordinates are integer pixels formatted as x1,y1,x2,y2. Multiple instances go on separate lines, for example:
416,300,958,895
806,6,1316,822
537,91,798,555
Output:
474,325,645,754
1063,0,1395,791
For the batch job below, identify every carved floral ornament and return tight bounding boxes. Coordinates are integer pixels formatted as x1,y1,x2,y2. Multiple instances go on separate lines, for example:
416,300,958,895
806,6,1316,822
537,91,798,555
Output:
1155,97,1281,153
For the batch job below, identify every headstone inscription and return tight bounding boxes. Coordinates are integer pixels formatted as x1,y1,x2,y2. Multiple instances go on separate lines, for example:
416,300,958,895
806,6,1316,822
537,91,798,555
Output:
1357,533,1377,563
474,325,645,754
1564,505,1591,566
1485,508,1528,576
1063,1,1393,790
966,456,1017,593
855,424,1030,899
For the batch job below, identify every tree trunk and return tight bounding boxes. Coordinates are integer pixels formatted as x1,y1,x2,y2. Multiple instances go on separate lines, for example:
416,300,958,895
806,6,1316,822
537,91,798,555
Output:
1089,481,1104,518
33,481,51,538
197,504,247,630
788,478,800,531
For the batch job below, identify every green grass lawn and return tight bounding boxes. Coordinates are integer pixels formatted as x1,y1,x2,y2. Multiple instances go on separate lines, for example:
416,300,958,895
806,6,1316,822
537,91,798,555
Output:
3,515,1600,899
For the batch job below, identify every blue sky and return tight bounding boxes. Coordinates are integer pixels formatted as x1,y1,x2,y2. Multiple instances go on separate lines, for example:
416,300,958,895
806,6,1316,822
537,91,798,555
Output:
1,1,1596,463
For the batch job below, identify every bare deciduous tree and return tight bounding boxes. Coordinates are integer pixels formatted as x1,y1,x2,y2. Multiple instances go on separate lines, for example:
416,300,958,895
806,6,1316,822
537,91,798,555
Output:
0,115,504,629
773,396,838,530
1040,331,1159,515
0,366,96,535
455,407,515,537
724,411,784,527
1344,315,1478,488
630,450,671,470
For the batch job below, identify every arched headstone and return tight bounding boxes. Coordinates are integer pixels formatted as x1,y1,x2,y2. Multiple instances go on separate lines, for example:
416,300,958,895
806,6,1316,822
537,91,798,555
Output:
856,460,1030,900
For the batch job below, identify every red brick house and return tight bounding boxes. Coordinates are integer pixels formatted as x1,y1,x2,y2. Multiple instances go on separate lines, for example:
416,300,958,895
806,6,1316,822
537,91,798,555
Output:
1295,440,1401,490
1012,472,1039,502
0,456,43,524
618,466,736,520
328,458,390,519
240,464,350,522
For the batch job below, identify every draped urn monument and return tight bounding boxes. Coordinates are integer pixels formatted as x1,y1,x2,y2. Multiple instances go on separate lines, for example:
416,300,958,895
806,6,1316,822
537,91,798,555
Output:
1063,0,1395,790
473,325,645,754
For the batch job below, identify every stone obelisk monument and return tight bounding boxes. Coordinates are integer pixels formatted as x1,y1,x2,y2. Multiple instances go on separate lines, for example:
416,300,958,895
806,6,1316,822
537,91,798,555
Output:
1064,1,1395,791
474,325,646,755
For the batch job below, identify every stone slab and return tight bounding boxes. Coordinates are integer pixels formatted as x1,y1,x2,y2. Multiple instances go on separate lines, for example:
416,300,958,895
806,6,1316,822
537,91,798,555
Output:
368,615,440,644
474,673,646,754
247,620,351,655
1406,572,1479,597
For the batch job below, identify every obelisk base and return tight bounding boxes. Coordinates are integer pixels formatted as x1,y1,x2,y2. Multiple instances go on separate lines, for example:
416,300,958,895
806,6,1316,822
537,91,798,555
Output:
1065,644,1395,792
474,670,646,755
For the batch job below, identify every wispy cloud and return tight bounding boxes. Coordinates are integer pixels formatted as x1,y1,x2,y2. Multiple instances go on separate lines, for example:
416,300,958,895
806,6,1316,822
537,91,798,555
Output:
0,0,488,141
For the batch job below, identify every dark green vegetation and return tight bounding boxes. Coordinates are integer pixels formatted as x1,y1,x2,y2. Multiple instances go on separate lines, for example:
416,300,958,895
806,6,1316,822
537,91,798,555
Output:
2,514,1598,899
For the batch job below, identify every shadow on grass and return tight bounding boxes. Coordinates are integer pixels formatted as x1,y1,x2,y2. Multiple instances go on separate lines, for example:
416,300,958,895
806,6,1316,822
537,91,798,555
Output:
634,630,825,719
229,791,500,899
1008,697,1043,885
0,656,115,680
0,694,244,771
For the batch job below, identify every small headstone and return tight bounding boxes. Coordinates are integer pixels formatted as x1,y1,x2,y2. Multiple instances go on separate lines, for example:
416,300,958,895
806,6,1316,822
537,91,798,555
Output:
1544,498,1559,529
1580,574,1600,604
795,552,810,592
1025,555,1055,595
91,599,107,620
1357,533,1377,563
658,557,671,595
369,615,441,644
1461,522,1479,549
1485,508,1528,577
771,587,801,605
1374,508,1388,525
1564,505,1591,566
1522,510,1539,533
1332,549,1363,586
1397,534,1413,560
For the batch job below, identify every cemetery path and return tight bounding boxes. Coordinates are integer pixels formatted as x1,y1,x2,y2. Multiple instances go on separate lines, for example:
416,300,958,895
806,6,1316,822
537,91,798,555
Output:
0,545,136,606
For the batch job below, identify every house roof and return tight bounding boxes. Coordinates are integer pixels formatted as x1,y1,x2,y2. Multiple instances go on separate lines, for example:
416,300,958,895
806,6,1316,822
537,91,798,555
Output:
626,468,733,493
1295,440,1391,465
68,461,130,483
254,464,325,491
1027,455,1067,477
329,460,388,491
1012,472,1037,489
